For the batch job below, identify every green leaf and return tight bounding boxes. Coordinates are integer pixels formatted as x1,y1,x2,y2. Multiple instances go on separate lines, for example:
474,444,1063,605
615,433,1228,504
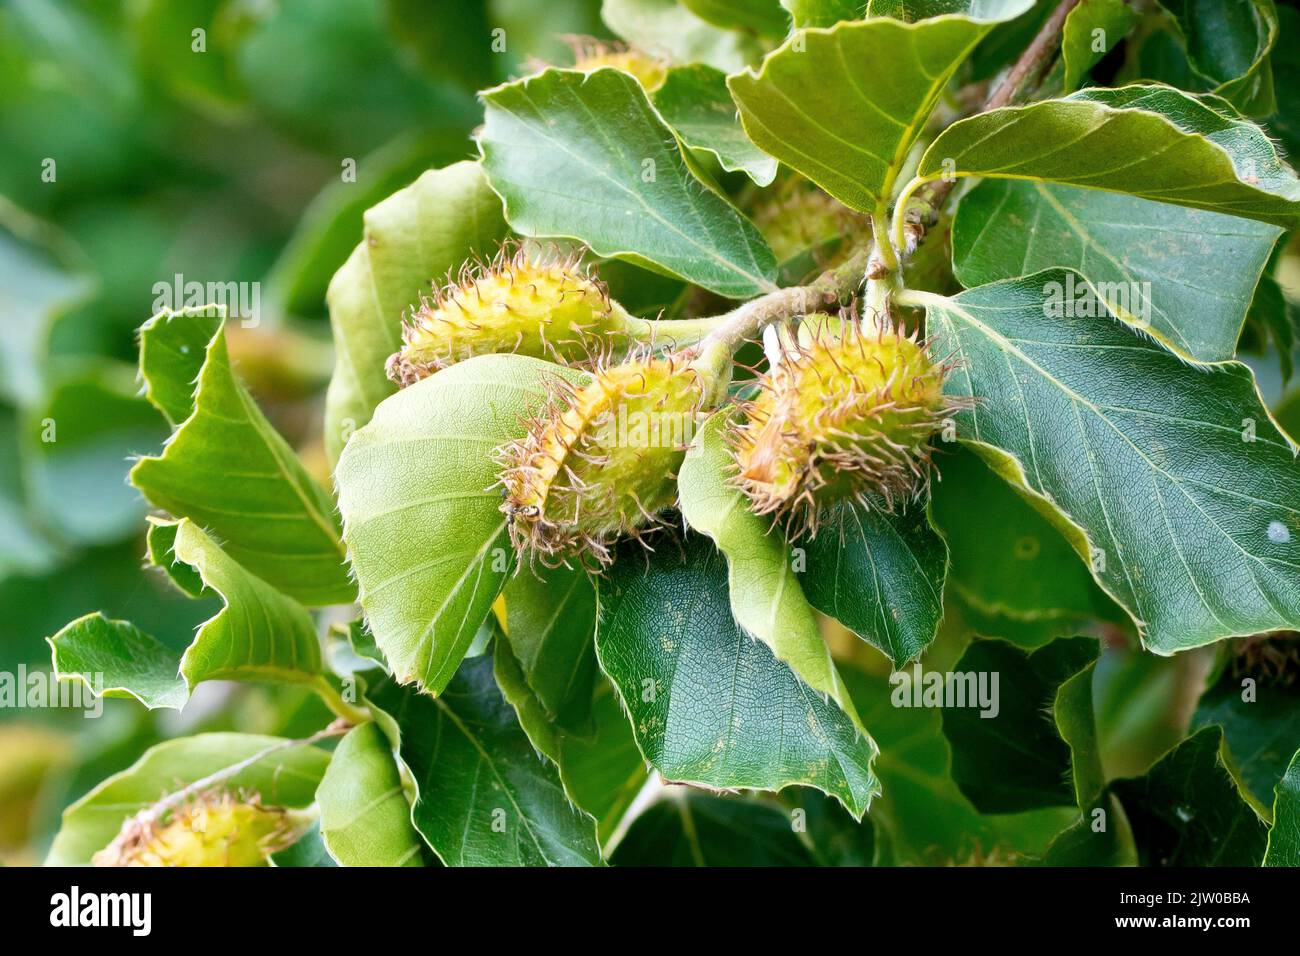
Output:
595,534,880,817
941,637,1098,813
678,413,871,719
801,502,947,668
602,0,763,71
1264,748,1300,866
335,354,585,695
1267,4,1300,160
1154,0,1278,116
1055,659,1106,808
930,445,1121,646
917,84,1300,228
1060,0,1136,93
479,68,777,299
680,0,790,38
922,270,1300,654
780,0,864,28
270,820,339,868
130,309,353,606
48,518,324,709
503,563,598,735
493,630,562,763
317,722,425,866
728,1,1033,212
844,665,1075,864
1111,726,1268,866
1192,651,1300,806
25,363,167,546
47,612,189,710
780,788,876,865
46,732,330,866
653,64,778,185
557,678,649,847
952,178,1281,361
367,656,602,866
324,161,507,463
613,792,817,866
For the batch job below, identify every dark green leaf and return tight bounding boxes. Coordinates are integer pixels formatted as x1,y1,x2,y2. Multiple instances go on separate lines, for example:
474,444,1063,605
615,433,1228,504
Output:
612,792,816,866
595,534,880,817
367,656,602,866
922,270,1300,653
952,178,1281,361
941,637,1098,813
479,68,777,298
1111,726,1268,866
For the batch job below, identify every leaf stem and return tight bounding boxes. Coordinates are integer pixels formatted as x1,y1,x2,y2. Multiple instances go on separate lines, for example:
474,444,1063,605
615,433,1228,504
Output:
888,0,1084,282
691,244,872,384
136,723,349,826
309,674,372,725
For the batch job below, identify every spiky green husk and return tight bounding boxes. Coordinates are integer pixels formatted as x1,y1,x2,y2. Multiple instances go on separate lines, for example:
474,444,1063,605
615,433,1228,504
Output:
387,245,628,386
731,313,955,536
93,790,305,867
499,350,706,565
569,37,668,91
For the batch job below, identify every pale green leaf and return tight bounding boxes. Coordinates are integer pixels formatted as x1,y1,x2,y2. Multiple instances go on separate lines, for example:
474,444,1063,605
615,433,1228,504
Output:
47,612,189,711
780,0,864,28
323,161,507,463
47,517,324,709
46,733,330,865
130,309,353,606
148,517,322,687
728,2,1033,212
317,722,426,866
595,535,880,818
952,178,1281,361
479,68,777,299
678,413,868,724
335,354,585,696
653,64,778,185
601,0,763,71
917,84,1300,227
922,270,1300,653
680,0,790,38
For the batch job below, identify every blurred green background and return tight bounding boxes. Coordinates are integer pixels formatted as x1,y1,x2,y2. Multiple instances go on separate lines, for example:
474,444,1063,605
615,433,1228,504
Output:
0,0,611,865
